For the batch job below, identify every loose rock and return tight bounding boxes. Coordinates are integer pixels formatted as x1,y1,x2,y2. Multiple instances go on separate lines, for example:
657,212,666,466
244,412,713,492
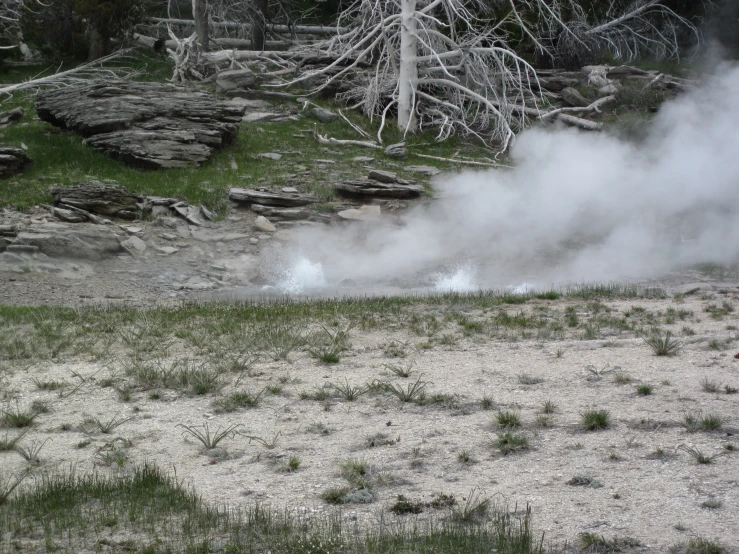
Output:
229,188,318,207
384,142,408,159
337,205,382,221
216,68,256,92
560,87,590,107
335,179,424,198
13,223,124,260
254,215,276,232
0,147,32,178
0,107,24,128
50,182,142,220
309,107,338,123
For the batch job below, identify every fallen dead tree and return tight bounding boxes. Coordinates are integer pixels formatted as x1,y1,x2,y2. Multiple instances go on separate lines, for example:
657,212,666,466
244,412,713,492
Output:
163,0,702,151
149,17,348,35
0,49,138,98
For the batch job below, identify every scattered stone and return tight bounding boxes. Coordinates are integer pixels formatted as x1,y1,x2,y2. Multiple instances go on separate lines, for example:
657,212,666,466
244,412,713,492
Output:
256,152,282,161
52,207,87,223
337,205,382,221
250,204,312,220
120,226,143,235
200,205,216,221
335,179,424,198
368,169,408,184
384,142,408,159
14,223,124,260
0,107,24,128
243,112,283,123
0,224,18,237
229,188,318,207
151,205,170,218
352,156,375,163
227,97,271,110
216,68,256,92
404,165,441,176
249,238,259,245
309,107,338,123
0,147,32,178
536,75,580,92
172,205,203,226
560,87,590,107
254,215,276,232
313,159,336,164
154,245,179,255
147,196,179,206
6,244,40,254
36,80,244,169
159,233,179,241
50,182,142,219
281,187,298,193
120,235,147,254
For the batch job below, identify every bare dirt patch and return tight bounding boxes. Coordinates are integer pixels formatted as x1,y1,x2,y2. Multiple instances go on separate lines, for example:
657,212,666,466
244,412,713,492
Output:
1,293,737,551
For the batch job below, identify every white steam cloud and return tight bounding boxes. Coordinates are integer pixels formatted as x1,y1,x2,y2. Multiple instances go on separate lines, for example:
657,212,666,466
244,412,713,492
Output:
268,63,739,292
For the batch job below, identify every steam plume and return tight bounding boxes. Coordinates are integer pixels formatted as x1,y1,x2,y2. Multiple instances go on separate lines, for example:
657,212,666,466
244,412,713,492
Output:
267,64,739,292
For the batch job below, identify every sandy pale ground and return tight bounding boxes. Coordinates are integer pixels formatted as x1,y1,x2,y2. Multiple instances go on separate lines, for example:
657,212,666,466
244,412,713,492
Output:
1,295,738,551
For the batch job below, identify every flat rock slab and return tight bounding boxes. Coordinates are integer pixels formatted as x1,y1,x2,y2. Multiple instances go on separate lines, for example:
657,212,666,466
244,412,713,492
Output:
13,223,124,260
334,179,424,199
51,182,142,220
405,165,441,176
229,188,318,207
35,80,244,169
251,204,312,220
0,147,32,178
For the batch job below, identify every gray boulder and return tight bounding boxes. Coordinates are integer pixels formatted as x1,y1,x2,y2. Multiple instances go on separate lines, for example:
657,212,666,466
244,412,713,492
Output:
50,182,142,220
216,68,256,92
13,223,124,260
310,107,338,123
229,188,318,207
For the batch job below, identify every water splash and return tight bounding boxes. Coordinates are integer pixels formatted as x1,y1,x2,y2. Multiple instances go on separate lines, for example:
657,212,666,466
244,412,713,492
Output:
275,256,327,294
508,282,533,295
433,265,478,293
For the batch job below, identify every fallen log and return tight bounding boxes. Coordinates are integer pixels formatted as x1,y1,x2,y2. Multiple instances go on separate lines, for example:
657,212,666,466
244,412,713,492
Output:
149,17,349,35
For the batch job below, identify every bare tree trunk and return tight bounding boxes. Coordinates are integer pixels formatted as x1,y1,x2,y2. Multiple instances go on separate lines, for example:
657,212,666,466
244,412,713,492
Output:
397,0,418,133
193,0,209,51
251,0,269,51
88,26,110,61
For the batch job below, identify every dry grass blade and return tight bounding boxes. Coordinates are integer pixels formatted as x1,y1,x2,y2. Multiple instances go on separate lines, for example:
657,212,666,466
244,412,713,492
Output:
177,422,243,450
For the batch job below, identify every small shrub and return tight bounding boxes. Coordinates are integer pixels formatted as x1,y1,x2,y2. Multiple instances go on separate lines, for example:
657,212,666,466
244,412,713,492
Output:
390,495,424,515
581,409,611,431
701,378,721,393
644,330,681,356
496,410,521,429
518,374,544,385
542,400,557,414
567,475,603,488
636,384,653,396
495,432,529,455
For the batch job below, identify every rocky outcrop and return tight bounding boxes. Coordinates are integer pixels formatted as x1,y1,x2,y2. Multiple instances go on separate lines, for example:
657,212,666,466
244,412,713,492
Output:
51,182,143,220
35,80,245,169
13,223,124,260
229,188,318,207
0,107,24,128
335,170,424,199
216,68,256,92
0,147,31,178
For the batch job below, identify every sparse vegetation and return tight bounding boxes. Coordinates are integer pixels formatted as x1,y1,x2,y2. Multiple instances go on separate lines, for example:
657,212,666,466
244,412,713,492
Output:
644,330,681,356
581,409,611,431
